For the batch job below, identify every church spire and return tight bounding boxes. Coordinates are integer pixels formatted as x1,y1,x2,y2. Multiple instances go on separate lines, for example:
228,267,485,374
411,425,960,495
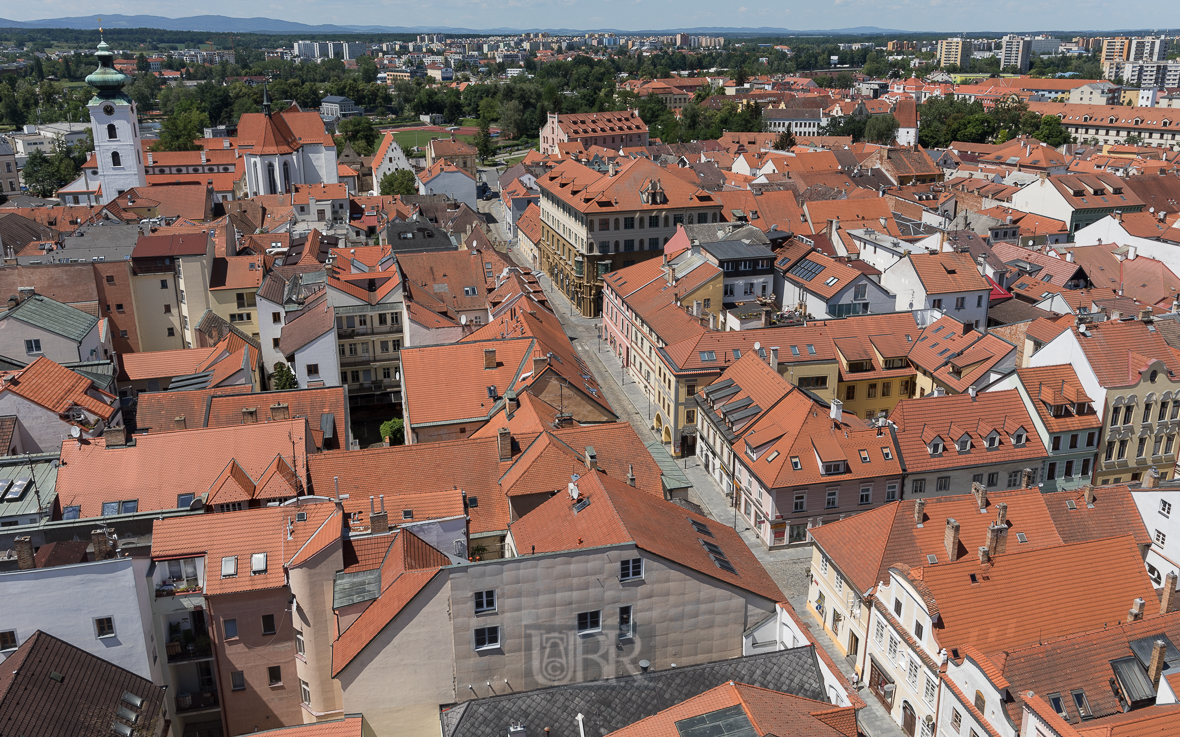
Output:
85,27,131,105
262,81,272,116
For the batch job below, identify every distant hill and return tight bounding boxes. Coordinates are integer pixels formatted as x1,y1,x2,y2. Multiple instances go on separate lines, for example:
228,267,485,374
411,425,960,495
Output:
0,15,913,36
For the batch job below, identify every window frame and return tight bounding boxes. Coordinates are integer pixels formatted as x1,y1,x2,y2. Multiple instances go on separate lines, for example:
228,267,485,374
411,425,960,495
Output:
94,616,115,639
261,613,276,636
268,665,283,687
474,590,497,614
577,610,602,634
619,558,644,582
474,625,500,651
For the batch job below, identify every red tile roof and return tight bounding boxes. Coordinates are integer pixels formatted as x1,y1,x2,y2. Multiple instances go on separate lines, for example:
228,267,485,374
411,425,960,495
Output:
1012,365,1102,434
121,346,218,381
889,390,1044,473
331,529,448,675
242,715,368,737
56,419,312,519
904,536,1157,656
907,251,991,294
606,682,857,737
1074,319,1180,388
152,500,341,595
0,356,118,422
510,471,784,603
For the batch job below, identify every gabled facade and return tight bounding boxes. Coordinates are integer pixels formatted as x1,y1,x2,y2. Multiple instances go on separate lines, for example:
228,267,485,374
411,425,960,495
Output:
882,252,991,330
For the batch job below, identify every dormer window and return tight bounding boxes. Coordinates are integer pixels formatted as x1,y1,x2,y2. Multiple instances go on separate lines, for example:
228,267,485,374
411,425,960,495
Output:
1012,430,1026,446
986,433,999,449
823,461,846,475
958,436,971,452
930,439,944,455
790,456,802,470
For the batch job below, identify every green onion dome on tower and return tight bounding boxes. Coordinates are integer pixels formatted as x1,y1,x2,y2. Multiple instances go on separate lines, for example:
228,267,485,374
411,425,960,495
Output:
85,39,132,106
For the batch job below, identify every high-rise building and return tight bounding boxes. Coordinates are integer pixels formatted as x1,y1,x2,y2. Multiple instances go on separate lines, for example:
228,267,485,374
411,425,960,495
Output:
1000,35,1032,73
937,37,970,69
1128,36,1169,62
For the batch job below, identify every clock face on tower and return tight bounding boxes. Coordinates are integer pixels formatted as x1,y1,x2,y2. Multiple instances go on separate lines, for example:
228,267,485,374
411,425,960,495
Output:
102,104,115,116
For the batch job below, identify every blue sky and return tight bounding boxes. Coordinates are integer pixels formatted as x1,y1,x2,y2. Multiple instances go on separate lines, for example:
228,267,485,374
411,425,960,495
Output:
9,0,1180,33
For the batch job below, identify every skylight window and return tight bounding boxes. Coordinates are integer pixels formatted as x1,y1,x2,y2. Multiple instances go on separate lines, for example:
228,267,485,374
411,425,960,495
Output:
690,518,714,537
790,345,800,356
882,447,894,461
251,553,267,574
699,351,717,362
767,451,780,463
824,276,839,287
791,456,802,470
221,556,237,577
1016,532,1028,543
806,344,816,355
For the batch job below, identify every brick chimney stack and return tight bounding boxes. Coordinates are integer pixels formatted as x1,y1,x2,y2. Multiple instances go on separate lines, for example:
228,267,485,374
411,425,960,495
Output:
1149,640,1168,691
914,498,926,527
174,415,186,430
1162,571,1178,615
995,502,1008,526
945,518,961,562
369,495,389,534
1021,467,1034,488
1144,467,1160,489
1128,597,1147,623
991,523,1009,555
14,536,34,570
627,464,636,487
91,529,116,561
497,427,513,462
484,348,497,369
978,546,990,565
971,482,987,511
533,355,549,375
1083,485,1096,507
270,403,290,421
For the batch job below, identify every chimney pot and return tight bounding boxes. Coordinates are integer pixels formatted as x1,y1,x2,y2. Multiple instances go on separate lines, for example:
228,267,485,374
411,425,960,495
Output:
1161,572,1178,615
14,536,34,570
484,348,497,369
1128,597,1147,623
497,427,513,462
914,498,926,527
945,518,961,562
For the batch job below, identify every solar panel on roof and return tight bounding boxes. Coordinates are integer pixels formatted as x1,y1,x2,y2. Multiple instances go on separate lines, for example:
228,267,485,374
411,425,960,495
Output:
789,259,825,282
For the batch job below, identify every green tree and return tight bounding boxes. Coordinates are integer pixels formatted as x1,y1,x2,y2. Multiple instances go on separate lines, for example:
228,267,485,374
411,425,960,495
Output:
336,116,379,156
733,66,749,87
20,149,62,198
773,125,796,150
379,168,418,196
1034,114,1074,147
864,114,900,144
271,363,298,390
834,71,855,90
152,104,210,151
379,417,405,445
136,53,149,74
357,55,378,84
499,99,524,140
473,119,495,162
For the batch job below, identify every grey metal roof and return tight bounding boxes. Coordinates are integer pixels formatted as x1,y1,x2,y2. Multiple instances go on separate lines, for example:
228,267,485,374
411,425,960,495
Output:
333,568,382,609
62,360,118,392
1110,657,1156,703
440,646,826,737
644,437,691,493
698,240,775,262
0,453,58,522
0,294,98,342
1130,633,1180,669
18,222,144,266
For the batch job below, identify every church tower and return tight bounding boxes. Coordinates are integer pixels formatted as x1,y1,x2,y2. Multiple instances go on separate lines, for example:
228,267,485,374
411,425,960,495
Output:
85,34,146,203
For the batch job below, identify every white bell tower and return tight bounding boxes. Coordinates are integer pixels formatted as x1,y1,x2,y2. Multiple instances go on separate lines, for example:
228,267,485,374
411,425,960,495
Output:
84,33,146,203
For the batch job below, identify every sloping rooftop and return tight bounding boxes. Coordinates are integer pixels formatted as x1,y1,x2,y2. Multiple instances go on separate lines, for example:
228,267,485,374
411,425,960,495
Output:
0,294,98,343
440,647,827,737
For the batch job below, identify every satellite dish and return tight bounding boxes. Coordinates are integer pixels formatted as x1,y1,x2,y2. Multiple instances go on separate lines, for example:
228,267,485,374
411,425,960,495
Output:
461,314,468,325
754,341,761,351
70,426,81,438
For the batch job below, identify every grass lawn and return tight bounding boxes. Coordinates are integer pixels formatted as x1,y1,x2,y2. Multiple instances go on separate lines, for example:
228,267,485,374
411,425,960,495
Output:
391,129,477,154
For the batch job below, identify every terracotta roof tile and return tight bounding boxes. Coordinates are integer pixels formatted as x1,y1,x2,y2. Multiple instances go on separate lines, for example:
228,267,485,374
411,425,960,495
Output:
512,471,783,602
1074,319,1180,388
909,536,1157,656
56,419,311,518
0,356,118,422
121,346,218,381
1043,484,1152,547
1013,365,1103,433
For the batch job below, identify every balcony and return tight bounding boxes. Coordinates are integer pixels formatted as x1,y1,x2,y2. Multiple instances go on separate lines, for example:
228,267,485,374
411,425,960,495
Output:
175,689,220,714
156,577,202,598
337,322,402,338
166,632,213,664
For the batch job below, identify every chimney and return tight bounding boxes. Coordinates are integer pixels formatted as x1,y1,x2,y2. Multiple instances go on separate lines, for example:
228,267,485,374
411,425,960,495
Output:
14,536,34,570
91,529,115,561
977,254,987,276
174,415,186,431
945,518,961,562
978,546,990,565
761,308,771,329
1083,485,1096,507
1161,571,1178,615
990,522,1009,555
270,403,290,421
585,446,598,471
484,348,497,369
1144,467,1161,489
968,385,977,400
505,390,520,414
914,498,926,527
103,426,126,447
1021,467,1034,489
1149,640,1168,691
497,427,513,462
995,502,1008,526
770,346,779,373
693,300,702,317
971,482,987,511
830,399,843,423
370,495,389,534
1065,250,1075,263
533,355,549,375
147,151,153,166
708,312,717,330
1140,307,1154,324
200,149,207,164
241,407,258,424
1128,597,1147,623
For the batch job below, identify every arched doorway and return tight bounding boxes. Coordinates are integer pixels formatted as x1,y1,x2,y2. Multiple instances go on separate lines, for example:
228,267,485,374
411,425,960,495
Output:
901,702,917,737
662,425,672,444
